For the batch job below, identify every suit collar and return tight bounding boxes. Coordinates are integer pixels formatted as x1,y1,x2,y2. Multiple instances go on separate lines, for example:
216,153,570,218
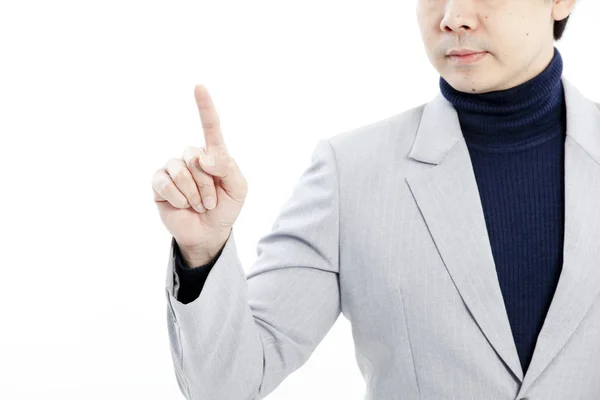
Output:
409,76,600,165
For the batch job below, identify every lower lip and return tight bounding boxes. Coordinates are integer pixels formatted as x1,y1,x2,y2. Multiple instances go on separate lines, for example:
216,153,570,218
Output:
447,52,488,65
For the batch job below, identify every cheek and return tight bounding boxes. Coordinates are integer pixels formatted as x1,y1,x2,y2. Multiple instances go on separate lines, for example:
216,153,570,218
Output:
415,17,436,47
419,19,441,48
416,2,442,33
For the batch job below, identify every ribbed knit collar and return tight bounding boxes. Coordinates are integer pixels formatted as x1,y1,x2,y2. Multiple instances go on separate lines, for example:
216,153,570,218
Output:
439,46,566,148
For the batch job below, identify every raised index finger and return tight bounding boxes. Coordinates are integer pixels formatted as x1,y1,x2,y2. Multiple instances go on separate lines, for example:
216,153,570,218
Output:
194,84,226,151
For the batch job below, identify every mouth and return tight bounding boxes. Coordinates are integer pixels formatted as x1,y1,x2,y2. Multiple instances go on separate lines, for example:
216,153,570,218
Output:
446,51,488,65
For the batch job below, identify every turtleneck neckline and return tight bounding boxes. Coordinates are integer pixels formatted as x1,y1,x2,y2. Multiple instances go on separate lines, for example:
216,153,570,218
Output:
439,47,566,149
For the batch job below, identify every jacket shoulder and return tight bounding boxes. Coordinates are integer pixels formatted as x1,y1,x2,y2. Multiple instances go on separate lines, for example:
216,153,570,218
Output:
326,102,427,170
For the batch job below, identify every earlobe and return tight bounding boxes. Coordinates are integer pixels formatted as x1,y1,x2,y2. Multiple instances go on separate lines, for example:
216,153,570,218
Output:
552,0,577,22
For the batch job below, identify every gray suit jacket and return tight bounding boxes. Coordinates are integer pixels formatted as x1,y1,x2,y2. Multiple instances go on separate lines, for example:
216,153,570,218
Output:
165,76,600,400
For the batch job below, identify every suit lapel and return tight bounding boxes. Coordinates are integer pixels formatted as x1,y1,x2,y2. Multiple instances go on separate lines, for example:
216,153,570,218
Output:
405,76,600,388
405,93,524,382
516,77,600,397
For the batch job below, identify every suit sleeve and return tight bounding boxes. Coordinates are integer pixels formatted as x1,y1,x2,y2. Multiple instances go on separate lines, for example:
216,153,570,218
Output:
164,139,342,400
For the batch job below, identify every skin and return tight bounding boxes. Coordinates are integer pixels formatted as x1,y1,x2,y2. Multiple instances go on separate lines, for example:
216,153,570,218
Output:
416,0,577,93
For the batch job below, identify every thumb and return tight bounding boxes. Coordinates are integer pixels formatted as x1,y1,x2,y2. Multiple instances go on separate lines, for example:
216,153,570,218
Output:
199,147,247,202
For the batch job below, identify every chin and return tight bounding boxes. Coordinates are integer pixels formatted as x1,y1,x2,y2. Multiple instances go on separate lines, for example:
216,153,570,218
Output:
445,76,492,94
440,56,497,89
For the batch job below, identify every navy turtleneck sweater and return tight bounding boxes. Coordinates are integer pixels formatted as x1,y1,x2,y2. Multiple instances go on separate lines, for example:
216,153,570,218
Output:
173,46,567,376
439,46,567,374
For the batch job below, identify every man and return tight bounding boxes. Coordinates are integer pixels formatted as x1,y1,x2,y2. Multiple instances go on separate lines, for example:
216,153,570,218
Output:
153,0,600,398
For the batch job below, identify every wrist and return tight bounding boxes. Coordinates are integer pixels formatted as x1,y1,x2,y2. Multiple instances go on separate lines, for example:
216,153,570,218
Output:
178,229,231,268
179,247,215,268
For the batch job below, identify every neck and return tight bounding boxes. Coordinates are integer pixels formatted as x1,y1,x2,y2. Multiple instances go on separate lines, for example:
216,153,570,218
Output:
439,47,566,148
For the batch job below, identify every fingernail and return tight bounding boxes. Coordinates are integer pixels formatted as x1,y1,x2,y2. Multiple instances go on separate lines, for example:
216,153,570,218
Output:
200,154,215,167
203,196,216,209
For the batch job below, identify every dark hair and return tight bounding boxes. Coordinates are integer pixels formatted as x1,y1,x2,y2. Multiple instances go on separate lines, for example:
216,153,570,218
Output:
554,16,570,41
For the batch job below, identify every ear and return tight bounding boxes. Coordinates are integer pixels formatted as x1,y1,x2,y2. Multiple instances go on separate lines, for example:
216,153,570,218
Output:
552,0,577,22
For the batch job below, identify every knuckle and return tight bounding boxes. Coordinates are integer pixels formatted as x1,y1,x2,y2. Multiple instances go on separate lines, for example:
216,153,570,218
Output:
176,200,189,209
190,195,202,206
181,150,192,164
183,156,195,168
157,176,174,193
165,158,180,169
195,178,214,190
170,173,185,187
220,154,235,170
183,146,202,164
197,100,212,110
151,169,163,186
171,164,190,183
202,121,216,131
216,146,230,158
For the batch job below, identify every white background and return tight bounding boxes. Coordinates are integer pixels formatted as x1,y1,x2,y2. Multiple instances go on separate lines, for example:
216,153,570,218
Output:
1,1,598,399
